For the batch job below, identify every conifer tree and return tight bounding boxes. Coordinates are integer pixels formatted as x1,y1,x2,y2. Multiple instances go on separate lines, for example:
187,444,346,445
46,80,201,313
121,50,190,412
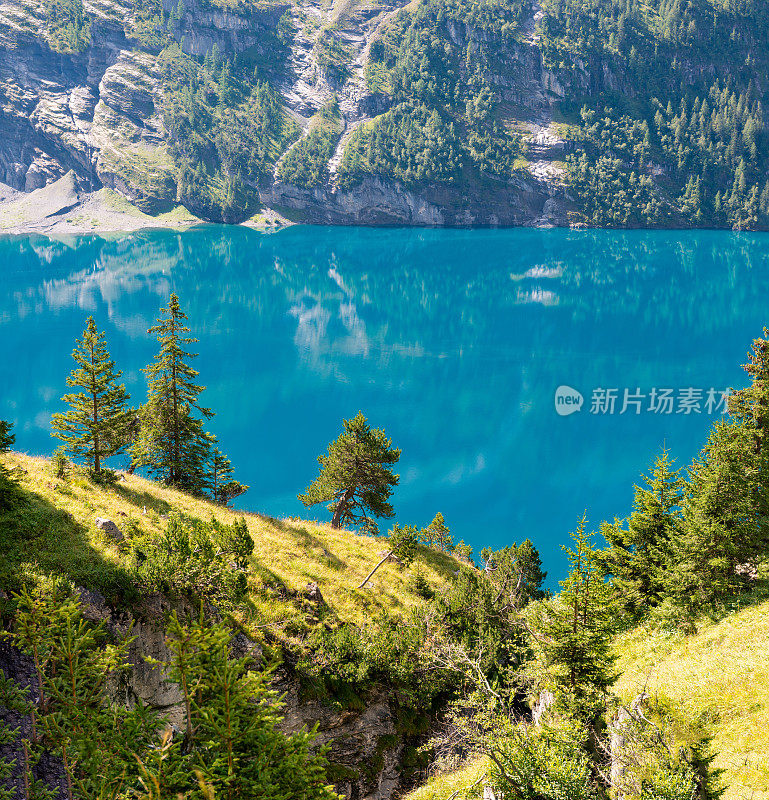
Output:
0,419,20,509
481,540,547,608
599,449,683,613
422,512,453,551
729,326,769,518
298,411,400,529
208,447,248,506
6,584,159,799
669,420,761,610
51,318,130,475
132,294,214,494
163,612,340,800
532,516,616,704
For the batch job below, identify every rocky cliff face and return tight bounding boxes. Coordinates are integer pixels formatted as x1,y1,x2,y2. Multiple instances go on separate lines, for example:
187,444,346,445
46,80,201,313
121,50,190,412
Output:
267,0,573,225
64,588,414,800
0,0,575,227
0,0,283,208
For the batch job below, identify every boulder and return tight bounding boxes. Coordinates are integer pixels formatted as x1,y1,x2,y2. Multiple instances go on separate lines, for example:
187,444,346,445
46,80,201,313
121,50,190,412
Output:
76,586,111,623
305,581,325,605
95,517,124,543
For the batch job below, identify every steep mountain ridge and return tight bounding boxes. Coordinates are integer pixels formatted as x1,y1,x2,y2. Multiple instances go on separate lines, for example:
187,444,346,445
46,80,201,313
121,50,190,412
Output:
0,0,767,228
0,0,573,226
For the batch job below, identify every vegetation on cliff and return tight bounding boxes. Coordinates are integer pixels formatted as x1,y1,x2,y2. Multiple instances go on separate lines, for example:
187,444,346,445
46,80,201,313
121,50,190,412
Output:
545,0,769,229
8,0,769,228
157,43,298,221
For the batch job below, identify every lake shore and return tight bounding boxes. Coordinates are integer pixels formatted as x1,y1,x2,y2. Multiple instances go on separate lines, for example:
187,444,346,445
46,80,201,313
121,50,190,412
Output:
0,172,291,236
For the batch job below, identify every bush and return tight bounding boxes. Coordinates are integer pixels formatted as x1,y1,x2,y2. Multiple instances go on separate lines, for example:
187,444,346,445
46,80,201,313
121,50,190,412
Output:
132,513,252,607
297,610,449,710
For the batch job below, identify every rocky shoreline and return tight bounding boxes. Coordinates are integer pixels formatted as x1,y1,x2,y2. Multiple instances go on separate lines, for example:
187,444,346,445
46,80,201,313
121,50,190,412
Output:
0,169,572,236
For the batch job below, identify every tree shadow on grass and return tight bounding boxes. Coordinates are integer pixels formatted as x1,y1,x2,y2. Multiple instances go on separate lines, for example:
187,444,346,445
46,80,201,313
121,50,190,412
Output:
261,517,347,570
0,486,135,604
113,484,173,516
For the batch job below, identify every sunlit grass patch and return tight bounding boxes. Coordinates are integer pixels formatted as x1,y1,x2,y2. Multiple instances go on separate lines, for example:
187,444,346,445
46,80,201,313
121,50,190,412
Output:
3,453,459,638
614,601,769,800
404,757,488,800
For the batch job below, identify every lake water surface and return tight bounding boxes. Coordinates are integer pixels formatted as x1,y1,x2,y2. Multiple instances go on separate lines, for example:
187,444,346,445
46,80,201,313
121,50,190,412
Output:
3,226,769,583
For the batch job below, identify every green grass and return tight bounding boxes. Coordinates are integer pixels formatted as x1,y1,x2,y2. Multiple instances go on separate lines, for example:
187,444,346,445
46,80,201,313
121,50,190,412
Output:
614,599,769,800
94,188,148,217
2,454,461,638
403,758,488,799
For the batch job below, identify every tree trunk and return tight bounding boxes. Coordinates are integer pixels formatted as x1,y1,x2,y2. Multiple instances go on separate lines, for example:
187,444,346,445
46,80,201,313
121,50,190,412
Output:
92,388,100,474
90,339,100,474
331,487,355,528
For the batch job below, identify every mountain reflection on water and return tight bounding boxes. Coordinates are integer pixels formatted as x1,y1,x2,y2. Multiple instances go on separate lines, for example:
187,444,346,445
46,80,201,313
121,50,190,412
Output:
3,226,768,582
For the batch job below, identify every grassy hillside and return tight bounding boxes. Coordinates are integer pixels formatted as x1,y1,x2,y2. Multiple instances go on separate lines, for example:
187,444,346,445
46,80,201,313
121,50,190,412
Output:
403,597,769,800
615,600,769,800
0,453,460,635
5,454,769,800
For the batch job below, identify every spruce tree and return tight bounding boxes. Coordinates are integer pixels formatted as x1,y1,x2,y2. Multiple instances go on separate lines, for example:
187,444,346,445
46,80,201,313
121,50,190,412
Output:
208,447,248,506
51,318,130,475
0,419,20,509
7,585,159,800
599,449,683,613
481,540,547,607
163,612,340,800
422,512,453,551
132,294,214,494
532,516,616,704
729,326,769,520
670,420,761,610
298,411,400,529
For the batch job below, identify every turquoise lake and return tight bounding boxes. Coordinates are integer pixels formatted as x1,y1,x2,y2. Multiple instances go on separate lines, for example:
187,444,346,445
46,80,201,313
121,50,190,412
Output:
3,226,769,583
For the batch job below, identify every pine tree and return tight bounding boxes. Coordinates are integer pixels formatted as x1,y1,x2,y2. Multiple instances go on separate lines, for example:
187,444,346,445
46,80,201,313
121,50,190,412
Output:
51,318,130,475
0,419,21,509
298,411,400,529
532,516,616,705
7,584,159,800
669,419,762,610
729,326,769,517
209,447,233,502
132,294,213,494
481,540,547,608
163,612,340,800
422,512,453,551
208,447,248,506
599,449,684,613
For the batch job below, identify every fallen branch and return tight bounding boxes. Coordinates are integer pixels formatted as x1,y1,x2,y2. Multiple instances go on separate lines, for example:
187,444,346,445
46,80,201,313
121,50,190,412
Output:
445,772,486,800
358,550,393,589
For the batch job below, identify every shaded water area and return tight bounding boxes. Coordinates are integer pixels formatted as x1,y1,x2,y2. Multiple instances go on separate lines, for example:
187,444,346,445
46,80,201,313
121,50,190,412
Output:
3,225,769,582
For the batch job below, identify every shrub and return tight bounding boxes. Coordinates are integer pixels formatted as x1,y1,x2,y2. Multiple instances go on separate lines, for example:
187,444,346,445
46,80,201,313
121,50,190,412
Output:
132,513,252,607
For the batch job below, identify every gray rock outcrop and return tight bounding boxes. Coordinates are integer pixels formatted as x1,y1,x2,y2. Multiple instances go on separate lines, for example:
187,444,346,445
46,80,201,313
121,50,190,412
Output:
95,516,124,543
0,0,576,229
